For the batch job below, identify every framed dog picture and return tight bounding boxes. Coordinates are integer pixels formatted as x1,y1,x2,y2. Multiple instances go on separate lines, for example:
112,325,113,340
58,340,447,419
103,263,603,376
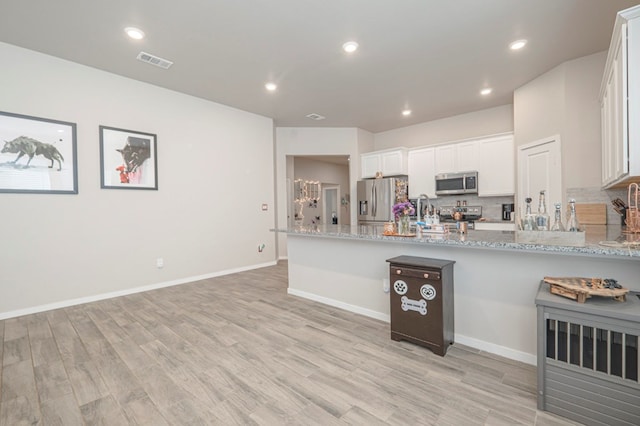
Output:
0,110,78,194
99,126,158,190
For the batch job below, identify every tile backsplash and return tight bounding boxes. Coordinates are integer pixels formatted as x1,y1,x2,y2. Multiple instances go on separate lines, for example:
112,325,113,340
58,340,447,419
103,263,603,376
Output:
567,187,627,225
431,194,515,221
426,187,629,224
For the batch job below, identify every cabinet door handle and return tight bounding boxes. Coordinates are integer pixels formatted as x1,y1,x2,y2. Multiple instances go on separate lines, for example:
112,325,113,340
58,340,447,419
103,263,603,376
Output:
424,273,430,279
396,269,402,275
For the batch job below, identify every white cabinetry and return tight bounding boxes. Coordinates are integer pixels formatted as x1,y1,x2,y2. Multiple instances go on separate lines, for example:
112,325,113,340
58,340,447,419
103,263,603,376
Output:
477,135,515,196
601,6,640,188
360,148,408,179
360,153,381,179
407,134,515,197
408,147,437,199
434,141,479,174
434,145,456,174
456,141,480,172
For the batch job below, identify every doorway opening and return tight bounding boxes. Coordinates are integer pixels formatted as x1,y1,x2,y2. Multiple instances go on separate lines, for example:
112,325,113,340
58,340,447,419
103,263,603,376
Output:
286,155,351,226
323,185,340,225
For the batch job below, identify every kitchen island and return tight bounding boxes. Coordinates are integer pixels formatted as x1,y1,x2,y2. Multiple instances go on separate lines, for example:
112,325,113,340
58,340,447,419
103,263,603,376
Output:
278,225,640,364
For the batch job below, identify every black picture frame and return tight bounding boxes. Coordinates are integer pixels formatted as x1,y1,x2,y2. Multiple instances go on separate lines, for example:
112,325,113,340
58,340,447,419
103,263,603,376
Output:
0,110,78,194
99,126,158,190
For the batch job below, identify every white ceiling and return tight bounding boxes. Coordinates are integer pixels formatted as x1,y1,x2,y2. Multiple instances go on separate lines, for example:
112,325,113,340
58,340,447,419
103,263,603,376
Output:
1,0,639,133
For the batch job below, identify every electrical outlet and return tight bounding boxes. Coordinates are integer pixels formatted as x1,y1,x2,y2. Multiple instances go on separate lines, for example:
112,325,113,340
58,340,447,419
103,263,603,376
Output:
156,257,164,268
261,203,268,211
383,278,390,293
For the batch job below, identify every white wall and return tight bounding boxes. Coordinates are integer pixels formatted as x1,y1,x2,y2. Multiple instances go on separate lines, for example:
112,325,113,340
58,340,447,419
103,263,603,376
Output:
514,51,607,204
373,105,514,150
275,127,366,258
0,42,276,318
564,52,607,189
513,66,565,148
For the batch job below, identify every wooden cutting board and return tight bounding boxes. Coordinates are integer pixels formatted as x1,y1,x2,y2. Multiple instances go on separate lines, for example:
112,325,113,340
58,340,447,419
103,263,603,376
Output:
574,203,607,225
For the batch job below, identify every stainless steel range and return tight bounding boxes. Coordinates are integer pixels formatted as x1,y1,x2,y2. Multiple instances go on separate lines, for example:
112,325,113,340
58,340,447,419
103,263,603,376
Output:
439,205,482,229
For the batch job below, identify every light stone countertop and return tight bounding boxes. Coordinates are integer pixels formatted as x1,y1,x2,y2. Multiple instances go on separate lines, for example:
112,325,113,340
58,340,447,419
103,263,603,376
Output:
275,224,640,259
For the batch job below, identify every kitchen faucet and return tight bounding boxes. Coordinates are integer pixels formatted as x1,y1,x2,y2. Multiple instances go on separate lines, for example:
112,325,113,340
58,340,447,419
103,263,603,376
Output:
416,193,431,222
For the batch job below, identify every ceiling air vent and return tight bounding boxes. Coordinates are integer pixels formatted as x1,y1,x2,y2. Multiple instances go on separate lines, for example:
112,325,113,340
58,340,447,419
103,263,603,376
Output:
136,51,173,69
306,113,326,121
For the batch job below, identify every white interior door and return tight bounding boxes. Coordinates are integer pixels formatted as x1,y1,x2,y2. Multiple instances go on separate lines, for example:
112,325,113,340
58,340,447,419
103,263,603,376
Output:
517,136,562,214
323,185,339,224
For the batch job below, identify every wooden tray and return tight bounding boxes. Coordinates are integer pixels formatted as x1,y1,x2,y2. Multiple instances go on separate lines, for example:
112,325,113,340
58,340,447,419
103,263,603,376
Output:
543,277,629,303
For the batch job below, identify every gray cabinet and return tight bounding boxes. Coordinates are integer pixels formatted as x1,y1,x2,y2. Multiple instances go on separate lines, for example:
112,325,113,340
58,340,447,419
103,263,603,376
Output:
536,283,640,425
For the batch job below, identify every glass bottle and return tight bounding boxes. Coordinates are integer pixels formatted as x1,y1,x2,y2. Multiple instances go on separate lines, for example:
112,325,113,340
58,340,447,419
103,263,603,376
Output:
550,203,565,231
566,199,580,232
535,190,550,231
523,197,537,231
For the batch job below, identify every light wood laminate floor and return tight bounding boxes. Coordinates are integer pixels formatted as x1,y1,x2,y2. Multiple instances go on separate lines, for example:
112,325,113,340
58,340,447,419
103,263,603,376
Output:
0,261,580,425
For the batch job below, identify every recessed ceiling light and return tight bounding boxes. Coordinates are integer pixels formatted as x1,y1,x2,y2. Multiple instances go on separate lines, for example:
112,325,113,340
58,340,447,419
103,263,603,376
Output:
402,109,412,116
480,88,493,96
342,41,359,53
265,82,277,92
509,39,527,50
125,27,145,40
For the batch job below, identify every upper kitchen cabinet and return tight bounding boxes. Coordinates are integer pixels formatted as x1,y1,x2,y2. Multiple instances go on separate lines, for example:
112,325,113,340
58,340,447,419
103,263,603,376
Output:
601,5,640,188
408,147,437,199
360,148,408,179
434,141,479,174
477,134,515,196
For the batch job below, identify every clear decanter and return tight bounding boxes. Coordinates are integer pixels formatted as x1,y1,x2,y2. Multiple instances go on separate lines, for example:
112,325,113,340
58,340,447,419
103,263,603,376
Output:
566,199,580,232
550,203,565,231
535,190,550,231
523,197,537,231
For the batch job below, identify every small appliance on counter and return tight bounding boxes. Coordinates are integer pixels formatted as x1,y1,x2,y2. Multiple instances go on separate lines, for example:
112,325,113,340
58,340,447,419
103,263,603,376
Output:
502,203,515,221
438,205,482,230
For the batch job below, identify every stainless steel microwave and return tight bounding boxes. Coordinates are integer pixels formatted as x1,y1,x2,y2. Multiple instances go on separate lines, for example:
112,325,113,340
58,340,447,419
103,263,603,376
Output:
435,171,478,195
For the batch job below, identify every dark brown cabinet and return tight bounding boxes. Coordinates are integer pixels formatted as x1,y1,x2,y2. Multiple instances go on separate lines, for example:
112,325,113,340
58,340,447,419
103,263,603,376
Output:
387,256,455,356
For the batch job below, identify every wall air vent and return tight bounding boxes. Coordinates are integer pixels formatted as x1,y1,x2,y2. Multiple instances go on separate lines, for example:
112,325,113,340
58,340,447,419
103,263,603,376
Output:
306,113,326,121
136,51,173,69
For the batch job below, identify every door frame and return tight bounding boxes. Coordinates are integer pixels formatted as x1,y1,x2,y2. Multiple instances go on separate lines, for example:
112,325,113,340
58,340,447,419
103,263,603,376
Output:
517,135,562,215
322,184,340,225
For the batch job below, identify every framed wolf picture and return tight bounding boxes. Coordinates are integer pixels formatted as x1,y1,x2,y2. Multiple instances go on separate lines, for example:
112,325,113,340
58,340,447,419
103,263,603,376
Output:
0,111,78,194
99,126,158,190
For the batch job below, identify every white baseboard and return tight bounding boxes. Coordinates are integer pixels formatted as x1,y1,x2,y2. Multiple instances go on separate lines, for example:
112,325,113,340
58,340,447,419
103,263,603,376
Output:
0,261,277,320
454,334,536,366
287,288,537,366
287,288,390,322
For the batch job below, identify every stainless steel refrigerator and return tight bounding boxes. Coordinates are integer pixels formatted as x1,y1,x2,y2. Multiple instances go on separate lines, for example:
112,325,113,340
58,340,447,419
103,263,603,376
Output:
357,176,408,227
